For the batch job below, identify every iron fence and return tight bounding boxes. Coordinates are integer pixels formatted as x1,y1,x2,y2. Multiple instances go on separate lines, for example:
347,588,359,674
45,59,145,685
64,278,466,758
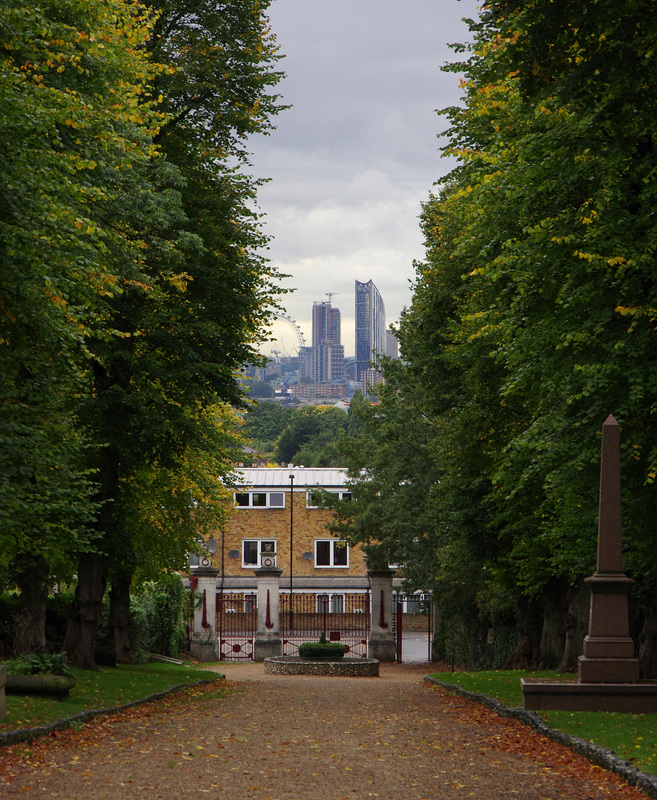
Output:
215,591,257,660
280,592,370,658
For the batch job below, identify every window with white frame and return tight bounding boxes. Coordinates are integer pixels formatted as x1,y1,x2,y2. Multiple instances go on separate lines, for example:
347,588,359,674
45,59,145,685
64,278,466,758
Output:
316,593,345,613
234,491,285,508
242,539,277,568
306,490,352,508
315,539,349,568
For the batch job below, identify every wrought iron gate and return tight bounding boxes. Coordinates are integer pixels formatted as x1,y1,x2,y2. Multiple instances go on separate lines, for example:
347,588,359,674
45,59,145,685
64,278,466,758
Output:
280,592,370,658
216,591,258,661
392,593,434,662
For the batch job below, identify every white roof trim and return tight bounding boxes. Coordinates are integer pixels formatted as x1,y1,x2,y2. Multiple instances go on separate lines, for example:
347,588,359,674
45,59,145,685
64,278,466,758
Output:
229,467,348,489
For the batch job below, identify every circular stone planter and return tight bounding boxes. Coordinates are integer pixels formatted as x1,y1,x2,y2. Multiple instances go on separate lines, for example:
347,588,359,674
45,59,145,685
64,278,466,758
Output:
264,656,379,677
6,674,77,698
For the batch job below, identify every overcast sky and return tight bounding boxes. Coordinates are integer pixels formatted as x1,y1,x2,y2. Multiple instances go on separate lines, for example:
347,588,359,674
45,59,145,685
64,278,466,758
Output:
250,0,481,358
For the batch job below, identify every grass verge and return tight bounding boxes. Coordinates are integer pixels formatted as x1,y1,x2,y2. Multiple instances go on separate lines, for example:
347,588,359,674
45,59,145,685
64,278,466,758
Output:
0,662,218,733
432,670,657,777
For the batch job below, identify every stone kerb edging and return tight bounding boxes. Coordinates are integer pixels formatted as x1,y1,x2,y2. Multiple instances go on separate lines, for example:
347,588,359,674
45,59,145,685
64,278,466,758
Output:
0,676,223,748
427,676,657,800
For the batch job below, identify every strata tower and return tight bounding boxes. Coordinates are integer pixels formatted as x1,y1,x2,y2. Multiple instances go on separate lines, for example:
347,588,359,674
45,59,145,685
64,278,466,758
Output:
355,279,386,380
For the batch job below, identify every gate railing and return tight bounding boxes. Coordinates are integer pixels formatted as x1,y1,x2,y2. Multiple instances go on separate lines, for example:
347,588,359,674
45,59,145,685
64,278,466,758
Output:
392,593,434,662
215,591,257,661
280,592,370,658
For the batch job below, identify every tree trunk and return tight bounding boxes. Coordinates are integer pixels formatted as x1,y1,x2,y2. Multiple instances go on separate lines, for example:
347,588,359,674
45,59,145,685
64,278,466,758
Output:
64,423,120,670
503,594,543,669
538,578,569,669
559,580,589,672
64,552,107,670
109,570,135,664
13,554,48,655
639,582,657,678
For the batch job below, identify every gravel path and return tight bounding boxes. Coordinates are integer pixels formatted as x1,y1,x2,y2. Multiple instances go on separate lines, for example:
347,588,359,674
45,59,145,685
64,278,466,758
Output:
0,661,650,799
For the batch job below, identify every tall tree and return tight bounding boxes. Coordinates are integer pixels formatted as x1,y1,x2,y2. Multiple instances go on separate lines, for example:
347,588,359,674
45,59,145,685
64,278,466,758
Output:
406,0,657,668
0,0,178,652
337,0,657,670
64,0,286,668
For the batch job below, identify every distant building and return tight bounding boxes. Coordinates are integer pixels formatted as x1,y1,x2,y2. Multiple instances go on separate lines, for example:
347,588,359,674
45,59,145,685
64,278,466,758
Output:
292,383,349,399
311,300,344,383
355,279,386,380
385,328,399,359
343,357,356,381
312,300,341,346
311,340,345,383
298,346,313,382
208,467,368,600
361,368,385,396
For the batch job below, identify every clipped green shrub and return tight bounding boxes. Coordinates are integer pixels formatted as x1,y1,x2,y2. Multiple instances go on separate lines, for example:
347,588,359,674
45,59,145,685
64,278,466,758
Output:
298,633,346,660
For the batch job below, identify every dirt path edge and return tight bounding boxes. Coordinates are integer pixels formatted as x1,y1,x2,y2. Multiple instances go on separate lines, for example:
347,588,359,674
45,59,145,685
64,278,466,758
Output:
0,676,224,748
429,677,657,799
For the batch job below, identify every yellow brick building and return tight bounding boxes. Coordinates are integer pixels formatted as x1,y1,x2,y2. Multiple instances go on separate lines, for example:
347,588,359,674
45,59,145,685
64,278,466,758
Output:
197,467,371,612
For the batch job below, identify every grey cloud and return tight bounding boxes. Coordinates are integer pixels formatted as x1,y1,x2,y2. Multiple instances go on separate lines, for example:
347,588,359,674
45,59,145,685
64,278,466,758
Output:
251,0,480,355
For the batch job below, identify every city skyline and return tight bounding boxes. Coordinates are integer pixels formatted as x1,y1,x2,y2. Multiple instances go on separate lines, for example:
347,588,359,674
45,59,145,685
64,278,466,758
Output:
248,0,480,360
262,280,391,363
260,278,394,358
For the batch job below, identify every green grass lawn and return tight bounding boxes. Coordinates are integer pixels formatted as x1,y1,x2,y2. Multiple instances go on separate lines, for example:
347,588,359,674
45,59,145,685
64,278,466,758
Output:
0,662,221,733
432,670,657,777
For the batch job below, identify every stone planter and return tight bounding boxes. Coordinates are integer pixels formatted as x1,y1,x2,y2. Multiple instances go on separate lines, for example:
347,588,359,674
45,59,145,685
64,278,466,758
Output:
264,656,379,677
303,654,345,661
6,674,77,698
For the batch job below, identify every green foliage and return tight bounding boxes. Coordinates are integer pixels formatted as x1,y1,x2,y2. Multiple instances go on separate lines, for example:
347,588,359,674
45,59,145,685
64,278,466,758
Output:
273,405,350,466
0,0,168,587
428,0,657,589
136,576,188,659
323,380,449,594
44,591,76,653
0,0,287,667
433,615,517,672
242,400,292,454
5,652,72,678
243,402,292,443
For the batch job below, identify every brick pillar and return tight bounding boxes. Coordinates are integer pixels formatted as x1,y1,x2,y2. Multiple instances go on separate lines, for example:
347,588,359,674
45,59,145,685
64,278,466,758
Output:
190,567,219,662
368,570,396,661
253,566,284,661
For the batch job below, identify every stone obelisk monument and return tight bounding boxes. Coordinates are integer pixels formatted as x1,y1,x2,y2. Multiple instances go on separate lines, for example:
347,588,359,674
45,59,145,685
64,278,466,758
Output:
578,414,639,683
522,414,657,711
